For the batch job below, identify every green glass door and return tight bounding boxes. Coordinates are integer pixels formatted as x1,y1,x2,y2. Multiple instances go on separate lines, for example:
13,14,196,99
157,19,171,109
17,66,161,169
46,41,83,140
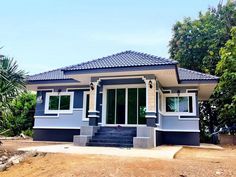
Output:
106,89,125,124
106,87,146,125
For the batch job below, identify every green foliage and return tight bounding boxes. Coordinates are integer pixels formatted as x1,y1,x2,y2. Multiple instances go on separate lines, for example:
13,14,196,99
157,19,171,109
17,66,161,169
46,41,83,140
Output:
0,57,26,111
0,92,36,136
214,27,236,126
169,1,236,74
22,129,33,137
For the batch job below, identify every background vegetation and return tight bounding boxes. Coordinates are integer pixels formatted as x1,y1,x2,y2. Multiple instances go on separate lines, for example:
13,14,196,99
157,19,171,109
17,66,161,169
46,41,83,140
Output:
169,1,236,141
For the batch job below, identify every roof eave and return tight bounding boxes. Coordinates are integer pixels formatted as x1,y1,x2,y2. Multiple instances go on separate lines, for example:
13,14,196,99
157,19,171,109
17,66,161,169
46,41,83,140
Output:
27,79,79,85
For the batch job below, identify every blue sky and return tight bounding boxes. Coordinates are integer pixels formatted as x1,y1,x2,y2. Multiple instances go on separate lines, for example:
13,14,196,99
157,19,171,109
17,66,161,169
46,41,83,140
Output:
0,0,220,74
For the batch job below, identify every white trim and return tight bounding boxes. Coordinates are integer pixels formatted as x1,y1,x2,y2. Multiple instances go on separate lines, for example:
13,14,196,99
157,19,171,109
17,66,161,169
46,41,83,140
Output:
44,92,74,114
88,115,100,118
82,91,90,121
66,87,89,91
37,89,54,91
155,128,200,132
88,110,100,113
73,108,83,111
145,115,157,118
162,92,196,116
97,76,147,83
33,126,80,129
178,116,199,121
125,88,128,124
104,124,146,127
34,115,59,118
186,89,198,93
162,89,172,93
145,81,149,112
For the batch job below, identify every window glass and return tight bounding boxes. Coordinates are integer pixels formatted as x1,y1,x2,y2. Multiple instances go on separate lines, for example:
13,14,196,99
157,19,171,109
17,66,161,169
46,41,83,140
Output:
49,96,59,110
60,95,70,110
179,97,188,112
86,94,90,118
166,97,178,112
138,88,146,124
106,89,115,124
116,89,126,124
128,88,137,124
189,96,193,113
166,96,193,113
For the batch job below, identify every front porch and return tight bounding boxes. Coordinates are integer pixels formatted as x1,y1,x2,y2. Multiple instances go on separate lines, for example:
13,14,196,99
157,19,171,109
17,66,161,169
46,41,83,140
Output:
88,75,158,127
75,75,158,148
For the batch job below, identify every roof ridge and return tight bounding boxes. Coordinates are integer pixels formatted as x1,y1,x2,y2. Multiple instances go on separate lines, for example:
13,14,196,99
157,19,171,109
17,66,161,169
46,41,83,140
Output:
63,50,132,71
127,50,178,63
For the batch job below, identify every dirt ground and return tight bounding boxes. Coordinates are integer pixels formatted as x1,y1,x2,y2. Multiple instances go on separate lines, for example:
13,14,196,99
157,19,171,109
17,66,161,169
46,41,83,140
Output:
0,140,236,177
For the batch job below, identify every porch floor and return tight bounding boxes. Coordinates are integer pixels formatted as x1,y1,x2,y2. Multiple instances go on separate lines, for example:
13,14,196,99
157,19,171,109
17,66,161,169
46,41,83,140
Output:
18,144,183,160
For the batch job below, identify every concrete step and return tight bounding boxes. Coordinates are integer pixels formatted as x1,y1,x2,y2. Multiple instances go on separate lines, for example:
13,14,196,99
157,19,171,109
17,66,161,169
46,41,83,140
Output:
95,132,136,136
90,138,133,144
86,142,133,148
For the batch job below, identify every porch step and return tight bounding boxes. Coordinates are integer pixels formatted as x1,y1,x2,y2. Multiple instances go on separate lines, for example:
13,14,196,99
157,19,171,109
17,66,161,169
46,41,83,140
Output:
87,142,133,148
86,126,136,148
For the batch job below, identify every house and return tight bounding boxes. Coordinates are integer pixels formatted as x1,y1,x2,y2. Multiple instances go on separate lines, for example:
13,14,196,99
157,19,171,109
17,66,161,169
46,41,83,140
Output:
27,51,218,148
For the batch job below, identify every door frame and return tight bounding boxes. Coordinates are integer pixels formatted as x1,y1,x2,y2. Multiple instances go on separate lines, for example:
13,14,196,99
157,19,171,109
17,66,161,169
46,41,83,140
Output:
102,84,146,126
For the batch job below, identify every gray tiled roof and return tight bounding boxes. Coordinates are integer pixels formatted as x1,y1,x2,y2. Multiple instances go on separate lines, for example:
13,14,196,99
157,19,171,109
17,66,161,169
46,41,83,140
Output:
27,51,218,82
27,68,68,81
63,50,178,71
178,68,219,80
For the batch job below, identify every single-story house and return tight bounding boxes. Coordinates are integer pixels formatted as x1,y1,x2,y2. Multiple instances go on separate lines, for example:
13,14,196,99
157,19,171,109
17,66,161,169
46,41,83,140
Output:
27,51,218,148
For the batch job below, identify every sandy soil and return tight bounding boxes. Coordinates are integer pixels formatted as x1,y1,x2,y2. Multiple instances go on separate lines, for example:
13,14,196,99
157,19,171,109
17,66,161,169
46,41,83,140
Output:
0,140,236,177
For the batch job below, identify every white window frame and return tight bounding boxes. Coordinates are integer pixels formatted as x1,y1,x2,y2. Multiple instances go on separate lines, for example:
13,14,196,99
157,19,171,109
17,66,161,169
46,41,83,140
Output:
45,92,74,114
83,91,90,121
163,92,196,116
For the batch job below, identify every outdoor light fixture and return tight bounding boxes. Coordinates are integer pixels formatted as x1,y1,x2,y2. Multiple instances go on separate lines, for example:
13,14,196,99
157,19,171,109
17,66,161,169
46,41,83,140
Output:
58,89,62,95
149,80,153,89
90,83,94,90
177,90,180,97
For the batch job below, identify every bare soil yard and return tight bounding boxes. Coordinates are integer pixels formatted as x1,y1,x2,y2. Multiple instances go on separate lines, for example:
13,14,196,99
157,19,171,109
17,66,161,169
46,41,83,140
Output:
0,140,236,177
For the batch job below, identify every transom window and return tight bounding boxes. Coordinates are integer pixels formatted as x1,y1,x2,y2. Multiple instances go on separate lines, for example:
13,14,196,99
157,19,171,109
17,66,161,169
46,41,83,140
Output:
164,93,196,115
45,92,74,114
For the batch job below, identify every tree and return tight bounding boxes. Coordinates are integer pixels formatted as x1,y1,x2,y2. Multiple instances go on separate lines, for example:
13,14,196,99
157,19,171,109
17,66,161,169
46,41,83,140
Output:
214,27,236,126
0,57,26,120
169,1,236,74
1,92,36,136
168,1,236,141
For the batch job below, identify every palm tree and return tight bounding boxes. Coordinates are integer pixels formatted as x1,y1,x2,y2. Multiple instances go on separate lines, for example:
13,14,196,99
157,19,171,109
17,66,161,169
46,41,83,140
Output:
0,56,26,119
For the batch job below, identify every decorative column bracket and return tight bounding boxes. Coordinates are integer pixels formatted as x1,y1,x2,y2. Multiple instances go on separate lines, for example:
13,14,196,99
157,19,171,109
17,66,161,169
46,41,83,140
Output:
88,81,100,126
144,78,157,127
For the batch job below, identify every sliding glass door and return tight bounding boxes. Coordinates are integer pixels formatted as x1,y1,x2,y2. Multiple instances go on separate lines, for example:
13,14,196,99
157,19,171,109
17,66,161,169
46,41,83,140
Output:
106,87,146,125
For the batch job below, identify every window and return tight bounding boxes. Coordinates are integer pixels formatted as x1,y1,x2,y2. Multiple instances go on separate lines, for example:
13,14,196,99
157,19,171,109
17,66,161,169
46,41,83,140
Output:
83,91,90,120
45,92,74,114
164,93,195,115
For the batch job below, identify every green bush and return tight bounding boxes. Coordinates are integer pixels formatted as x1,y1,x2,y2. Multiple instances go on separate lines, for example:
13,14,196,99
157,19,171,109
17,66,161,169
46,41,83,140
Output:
0,92,36,136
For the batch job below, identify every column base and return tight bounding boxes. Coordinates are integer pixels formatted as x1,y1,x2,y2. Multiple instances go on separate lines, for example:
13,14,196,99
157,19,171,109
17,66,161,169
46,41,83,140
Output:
145,112,157,127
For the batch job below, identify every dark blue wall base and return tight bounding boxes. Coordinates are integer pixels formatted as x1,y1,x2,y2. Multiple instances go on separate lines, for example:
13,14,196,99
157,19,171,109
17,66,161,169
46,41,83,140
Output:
156,131,200,146
33,128,80,142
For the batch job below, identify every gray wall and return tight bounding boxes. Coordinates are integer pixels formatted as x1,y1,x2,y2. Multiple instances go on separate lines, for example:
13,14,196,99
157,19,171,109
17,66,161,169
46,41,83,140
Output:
34,88,89,129
159,114,199,131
